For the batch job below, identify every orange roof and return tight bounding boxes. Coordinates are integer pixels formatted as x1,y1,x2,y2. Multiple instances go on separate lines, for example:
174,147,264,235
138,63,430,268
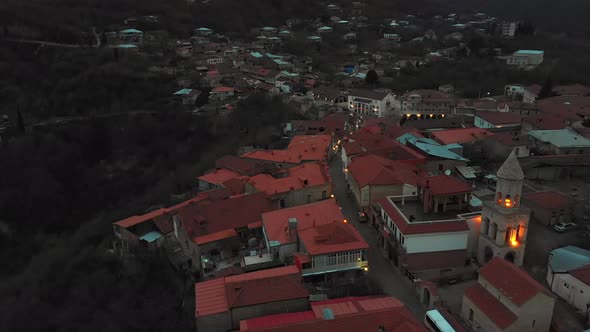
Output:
423,175,472,196
242,150,301,164
195,228,238,245
195,277,227,317
262,199,345,245
298,221,369,255
114,208,168,228
212,86,235,92
177,192,274,242
431,128,492,145
242,135,331,164
479,257,553,306
348,154,420,188
464,283,517,329
196,266,307,318
248,162,330,195
240,296,427,332
287,135,331,162
198,168,241,185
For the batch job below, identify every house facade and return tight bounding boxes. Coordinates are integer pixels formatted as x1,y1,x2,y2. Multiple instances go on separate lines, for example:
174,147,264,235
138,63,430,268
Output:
347,89,396,117
546,246,590,313
528,129,590,155
397,89,453,118
462,258,555,332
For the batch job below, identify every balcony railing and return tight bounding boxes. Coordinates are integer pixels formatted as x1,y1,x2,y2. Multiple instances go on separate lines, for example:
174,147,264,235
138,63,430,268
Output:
302,261,368,276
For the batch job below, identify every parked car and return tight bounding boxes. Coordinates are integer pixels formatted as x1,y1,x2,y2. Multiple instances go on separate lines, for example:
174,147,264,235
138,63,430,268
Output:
358,211,368,223
553,221,579,233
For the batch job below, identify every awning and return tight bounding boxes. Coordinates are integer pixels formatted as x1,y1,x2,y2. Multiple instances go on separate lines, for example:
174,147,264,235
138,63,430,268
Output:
139,231,163,243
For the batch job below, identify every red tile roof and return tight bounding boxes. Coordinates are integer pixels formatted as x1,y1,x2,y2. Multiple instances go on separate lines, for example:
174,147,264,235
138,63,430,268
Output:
242,135,331,164
196,266,307,318
464,283,517,330
177,192,274,242
348,154,420,188
522,114,571,130
221,177,247,195
247,162,330,195
431,128,493,145
423,175,472,196
195,228,238,245
212,86,235,92
215,155,276,176
342,140,365,156
479,257,552,306
522,191,572,210
570,264,590,286
553,84,590,96
114,208,168,228
198,168,241,185
240,296,427,332
403,250,467,271
402,89,450,101
195,277,227,317
377,198,468,235
475,111,522,125
298,221,369,255
263,199,345,245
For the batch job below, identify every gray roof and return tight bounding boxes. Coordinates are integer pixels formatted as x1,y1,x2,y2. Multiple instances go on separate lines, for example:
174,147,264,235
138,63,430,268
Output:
549,246,590,273
496,150,524,181
349,89,391,101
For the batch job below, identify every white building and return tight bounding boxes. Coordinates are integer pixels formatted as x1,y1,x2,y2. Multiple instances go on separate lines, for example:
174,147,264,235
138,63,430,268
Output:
504,50,544,69
347,89,396,117
546,246,590,313
501,22,518,39
397,89,453,117
504,84,538,103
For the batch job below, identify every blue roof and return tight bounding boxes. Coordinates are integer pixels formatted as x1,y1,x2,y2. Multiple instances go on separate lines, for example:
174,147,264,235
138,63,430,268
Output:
280,71,298,77
318,26,333,31
266,53,283,59
306,36,322,40
549,246,590,273
250,52,264,58
279,30,291,34
414,141,469,160
120,28,142,34
274,59,290,65
196,27,212,31
173,88,193,95
515,50,544,55
470,195,482,207
139,231,163,243
397,133,438,145
261,26,276,31
118,44,138,49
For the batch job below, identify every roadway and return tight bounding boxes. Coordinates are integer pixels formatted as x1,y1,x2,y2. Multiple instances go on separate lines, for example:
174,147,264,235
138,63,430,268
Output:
329,155,427,319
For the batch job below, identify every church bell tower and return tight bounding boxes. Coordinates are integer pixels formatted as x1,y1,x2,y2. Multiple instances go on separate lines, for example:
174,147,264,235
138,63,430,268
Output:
477,151,530,266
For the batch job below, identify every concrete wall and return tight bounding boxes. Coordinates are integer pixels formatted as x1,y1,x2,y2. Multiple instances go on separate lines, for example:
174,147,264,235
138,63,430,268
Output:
196,311,231,332
286,183,331,207
230,298,310,328
404,232,469,254
462,295,503,332
507,293,554,332
548,272,590,313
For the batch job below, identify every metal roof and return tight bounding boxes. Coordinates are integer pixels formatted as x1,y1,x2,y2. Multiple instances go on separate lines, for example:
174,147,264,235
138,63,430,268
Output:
529,129,590,148
549,246,590,273
139,231,162,243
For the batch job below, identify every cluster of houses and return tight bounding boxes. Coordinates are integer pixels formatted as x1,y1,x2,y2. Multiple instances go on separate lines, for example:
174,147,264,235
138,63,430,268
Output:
103,2,590,331
111,82,590,330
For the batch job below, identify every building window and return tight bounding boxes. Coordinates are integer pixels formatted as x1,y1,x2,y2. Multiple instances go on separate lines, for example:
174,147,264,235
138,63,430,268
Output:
401,236,405,244
564,283,569,288
469,309,474,321
532,320,535,328
322,191,327,199
515,147,520,155
307,195,311,203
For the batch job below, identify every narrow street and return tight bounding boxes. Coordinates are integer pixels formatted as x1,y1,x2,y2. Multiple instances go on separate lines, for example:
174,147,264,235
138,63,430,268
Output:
329,156,427,319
